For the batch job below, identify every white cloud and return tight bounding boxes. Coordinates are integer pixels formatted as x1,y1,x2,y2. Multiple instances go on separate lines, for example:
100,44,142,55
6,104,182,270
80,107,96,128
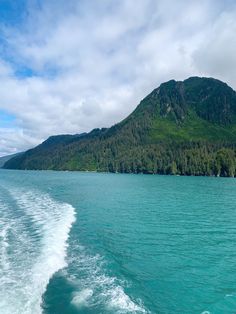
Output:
0,127,40,156
193,9,236,87
0,0,236,156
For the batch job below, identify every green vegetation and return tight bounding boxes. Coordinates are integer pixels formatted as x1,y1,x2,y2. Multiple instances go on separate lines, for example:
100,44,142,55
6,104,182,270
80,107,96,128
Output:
4,77,236,177
0,152,23,168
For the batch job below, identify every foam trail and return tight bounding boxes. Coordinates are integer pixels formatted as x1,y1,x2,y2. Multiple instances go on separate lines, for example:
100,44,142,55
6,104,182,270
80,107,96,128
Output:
68,244,147,314
0,207,11,272
0,189,76,314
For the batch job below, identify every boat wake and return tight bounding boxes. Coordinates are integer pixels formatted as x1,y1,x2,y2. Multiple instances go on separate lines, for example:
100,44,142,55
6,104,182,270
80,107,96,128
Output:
0,188,76,314
67,243,148,314
0,186,147,314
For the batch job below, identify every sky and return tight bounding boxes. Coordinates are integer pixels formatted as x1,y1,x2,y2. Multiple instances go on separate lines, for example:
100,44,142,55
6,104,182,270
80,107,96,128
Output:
0,0,236,156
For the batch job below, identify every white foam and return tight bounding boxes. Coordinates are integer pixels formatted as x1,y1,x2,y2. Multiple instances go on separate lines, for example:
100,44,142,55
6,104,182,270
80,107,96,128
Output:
71,288,94,307
106,285,146,313
0,218,10,271
68,244,147,313
0,189,76,314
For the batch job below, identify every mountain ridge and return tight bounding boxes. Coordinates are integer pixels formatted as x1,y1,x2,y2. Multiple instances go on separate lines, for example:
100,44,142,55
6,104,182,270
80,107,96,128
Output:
0,152,23,168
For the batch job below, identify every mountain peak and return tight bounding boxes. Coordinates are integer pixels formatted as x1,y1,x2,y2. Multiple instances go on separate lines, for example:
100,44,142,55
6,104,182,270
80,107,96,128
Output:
140,76,236,125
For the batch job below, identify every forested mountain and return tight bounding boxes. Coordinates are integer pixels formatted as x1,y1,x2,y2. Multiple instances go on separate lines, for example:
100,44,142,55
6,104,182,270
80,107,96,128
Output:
0,152,23,168
4,77,236,177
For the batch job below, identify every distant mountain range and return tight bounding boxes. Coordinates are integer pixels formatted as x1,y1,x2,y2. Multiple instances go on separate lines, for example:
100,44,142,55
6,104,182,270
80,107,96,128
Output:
4,77,236,177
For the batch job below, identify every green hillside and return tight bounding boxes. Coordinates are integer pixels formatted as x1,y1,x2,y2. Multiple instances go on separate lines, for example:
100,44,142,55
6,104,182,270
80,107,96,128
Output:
4,77,236,177
0,152,23,168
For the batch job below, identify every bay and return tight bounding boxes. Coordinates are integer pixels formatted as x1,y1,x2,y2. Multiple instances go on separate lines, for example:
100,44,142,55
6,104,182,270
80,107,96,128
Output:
0,170,236,314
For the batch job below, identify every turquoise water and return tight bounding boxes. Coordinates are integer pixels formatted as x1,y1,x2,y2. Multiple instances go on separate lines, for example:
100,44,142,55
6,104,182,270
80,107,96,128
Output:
1,170,236,314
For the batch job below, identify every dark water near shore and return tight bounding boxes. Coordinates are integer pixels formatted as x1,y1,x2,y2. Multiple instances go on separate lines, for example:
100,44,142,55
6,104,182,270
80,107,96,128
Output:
1,170,236,314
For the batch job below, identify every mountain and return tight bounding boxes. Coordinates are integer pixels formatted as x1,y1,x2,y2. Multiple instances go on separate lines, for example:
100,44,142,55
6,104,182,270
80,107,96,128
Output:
0,152,23,168
4,77,236,176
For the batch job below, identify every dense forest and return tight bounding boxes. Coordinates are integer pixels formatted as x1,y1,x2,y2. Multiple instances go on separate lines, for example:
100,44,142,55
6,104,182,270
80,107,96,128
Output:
4,77,236,177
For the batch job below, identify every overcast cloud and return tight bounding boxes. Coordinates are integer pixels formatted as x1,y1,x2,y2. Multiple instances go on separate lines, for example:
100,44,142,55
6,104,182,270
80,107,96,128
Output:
0,0,236,156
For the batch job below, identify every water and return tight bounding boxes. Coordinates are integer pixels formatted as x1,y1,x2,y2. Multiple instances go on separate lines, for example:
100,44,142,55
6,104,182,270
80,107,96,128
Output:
0,170,236,314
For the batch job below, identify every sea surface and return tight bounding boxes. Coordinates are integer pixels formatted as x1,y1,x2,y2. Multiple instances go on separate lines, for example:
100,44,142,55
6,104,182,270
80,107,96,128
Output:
0,170,236,314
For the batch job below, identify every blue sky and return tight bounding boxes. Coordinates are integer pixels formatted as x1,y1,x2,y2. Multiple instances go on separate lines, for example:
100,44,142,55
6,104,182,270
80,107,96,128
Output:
0,0,26,24
0,0,29,136
0,109,15,127
0,0,236,156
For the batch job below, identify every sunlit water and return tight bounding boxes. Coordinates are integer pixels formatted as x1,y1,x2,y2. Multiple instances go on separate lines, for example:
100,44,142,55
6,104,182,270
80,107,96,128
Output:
1,170,236,314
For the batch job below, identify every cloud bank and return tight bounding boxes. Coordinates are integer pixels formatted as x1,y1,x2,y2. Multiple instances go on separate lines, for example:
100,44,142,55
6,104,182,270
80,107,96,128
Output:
0,0,236,155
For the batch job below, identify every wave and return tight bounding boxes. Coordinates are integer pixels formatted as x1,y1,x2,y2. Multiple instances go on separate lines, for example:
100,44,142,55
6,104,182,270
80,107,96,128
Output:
67,243,148,314
0,189,76,314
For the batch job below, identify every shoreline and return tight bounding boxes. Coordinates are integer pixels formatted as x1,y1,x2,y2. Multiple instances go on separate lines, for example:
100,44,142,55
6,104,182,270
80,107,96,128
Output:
1,168,235,178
